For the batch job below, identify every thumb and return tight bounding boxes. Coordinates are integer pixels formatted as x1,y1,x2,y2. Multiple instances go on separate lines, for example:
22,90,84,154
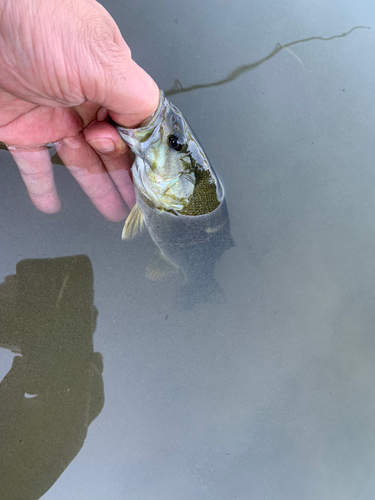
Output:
103,58,160,128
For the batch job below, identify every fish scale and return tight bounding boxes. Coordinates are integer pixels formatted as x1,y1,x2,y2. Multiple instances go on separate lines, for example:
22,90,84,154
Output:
180,169,220,216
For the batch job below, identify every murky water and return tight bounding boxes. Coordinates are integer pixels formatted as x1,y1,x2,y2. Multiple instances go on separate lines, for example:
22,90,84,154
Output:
1,0,375,498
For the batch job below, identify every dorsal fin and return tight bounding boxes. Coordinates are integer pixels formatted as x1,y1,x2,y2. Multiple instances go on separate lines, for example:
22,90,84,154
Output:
122,204,145,240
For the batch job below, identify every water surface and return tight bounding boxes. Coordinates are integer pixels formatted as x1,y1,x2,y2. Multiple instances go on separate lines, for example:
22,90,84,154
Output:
1,0,375,498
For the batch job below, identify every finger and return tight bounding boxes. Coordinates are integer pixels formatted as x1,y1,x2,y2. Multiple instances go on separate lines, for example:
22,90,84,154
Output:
101,58,160,128
96,107,109,122
83,121,136,209
56,133,128,222
72,102,101,128
8,146,61,214
105,156,136,210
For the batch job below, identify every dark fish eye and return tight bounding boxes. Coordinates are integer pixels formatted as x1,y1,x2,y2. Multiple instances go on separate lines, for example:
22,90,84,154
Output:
168,134,184,151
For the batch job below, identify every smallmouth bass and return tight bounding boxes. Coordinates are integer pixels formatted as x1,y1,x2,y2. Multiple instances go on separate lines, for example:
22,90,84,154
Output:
116,90,233,307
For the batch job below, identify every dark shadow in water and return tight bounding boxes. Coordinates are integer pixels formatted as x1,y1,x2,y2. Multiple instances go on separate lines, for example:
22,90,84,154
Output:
164,26,370,96
0,255,104,500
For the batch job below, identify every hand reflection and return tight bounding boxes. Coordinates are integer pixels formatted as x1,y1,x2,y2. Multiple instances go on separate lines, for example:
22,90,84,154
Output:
0,256,104,500
0,353,104,500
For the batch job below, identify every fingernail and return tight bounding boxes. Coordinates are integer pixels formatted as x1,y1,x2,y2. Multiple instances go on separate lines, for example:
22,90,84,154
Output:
89,139,115,153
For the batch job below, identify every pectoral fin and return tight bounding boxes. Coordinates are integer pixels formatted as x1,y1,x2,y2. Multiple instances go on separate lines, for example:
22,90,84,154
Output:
122,204,145,240
146,251,179,280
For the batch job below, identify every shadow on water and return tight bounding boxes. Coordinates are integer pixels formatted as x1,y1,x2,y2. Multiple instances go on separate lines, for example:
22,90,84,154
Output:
0,26,369,156
165,26,369,96
0,255,104,500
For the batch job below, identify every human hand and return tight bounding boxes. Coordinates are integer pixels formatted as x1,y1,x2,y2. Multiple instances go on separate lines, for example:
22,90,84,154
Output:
0,0,159,220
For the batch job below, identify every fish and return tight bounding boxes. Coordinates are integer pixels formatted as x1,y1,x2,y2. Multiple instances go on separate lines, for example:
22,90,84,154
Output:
116,90,233,308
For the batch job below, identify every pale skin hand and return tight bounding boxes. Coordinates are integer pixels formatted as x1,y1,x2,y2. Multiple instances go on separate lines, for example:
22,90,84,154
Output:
0,0,159,221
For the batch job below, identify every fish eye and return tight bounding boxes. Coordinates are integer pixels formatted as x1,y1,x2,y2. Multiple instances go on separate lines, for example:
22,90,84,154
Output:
168,134,184,151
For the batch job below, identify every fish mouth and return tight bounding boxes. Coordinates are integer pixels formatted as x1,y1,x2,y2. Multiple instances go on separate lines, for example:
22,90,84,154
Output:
116,90,167,150
139,90,166,128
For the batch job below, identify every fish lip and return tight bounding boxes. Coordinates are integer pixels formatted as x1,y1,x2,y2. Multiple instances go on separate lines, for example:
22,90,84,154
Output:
116,90,168,157
117,90,166,135
138,90,166,129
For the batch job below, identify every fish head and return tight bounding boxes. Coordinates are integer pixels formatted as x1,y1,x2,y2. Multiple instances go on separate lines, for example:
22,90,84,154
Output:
117,91,223,214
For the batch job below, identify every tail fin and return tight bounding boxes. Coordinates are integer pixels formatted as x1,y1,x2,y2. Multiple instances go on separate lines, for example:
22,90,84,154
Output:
177,278,225,310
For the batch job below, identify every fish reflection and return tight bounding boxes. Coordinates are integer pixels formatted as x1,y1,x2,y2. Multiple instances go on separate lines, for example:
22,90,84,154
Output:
0,255,103,500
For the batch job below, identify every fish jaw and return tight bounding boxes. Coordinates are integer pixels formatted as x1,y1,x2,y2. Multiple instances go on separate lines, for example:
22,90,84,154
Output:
116,91,166,155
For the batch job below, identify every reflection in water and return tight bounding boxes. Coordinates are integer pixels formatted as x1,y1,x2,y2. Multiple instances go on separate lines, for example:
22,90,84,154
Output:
165,26,369,96
0,256,104,500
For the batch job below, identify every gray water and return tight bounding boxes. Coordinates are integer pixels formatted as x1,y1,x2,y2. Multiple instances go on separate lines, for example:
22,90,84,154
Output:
1,0,375,498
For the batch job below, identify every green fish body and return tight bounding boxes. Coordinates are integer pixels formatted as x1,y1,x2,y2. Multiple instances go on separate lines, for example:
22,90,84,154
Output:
116,91,233,307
